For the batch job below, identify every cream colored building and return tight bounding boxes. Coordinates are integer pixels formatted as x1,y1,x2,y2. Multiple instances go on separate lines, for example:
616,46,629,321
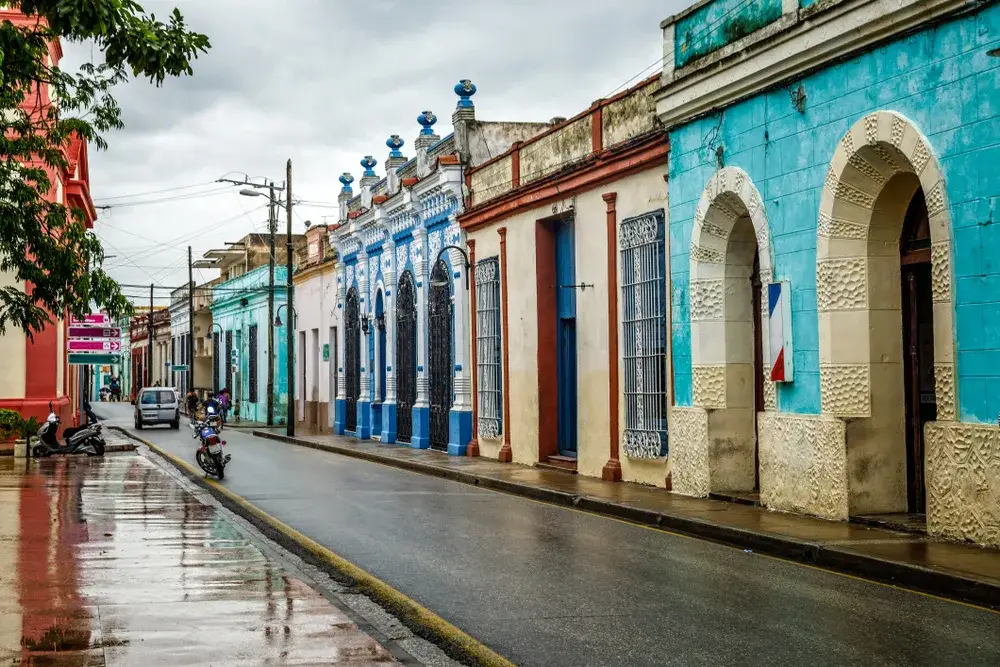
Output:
460,77,671,485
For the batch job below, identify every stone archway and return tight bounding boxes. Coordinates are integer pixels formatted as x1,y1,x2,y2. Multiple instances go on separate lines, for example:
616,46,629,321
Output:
817,111,956,516
684,166,776,495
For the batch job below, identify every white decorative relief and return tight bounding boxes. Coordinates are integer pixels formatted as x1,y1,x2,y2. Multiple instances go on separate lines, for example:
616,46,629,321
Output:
925,421,1000,547
395,243,408,273
818,212,867,240
690,243,725,264
668,407,710,498
933,363,956,421
931,242,951,303
758,413,848,521
820,364,870,417
692,365,726,409
864,113,879,145
817,258,867,311
689,279,724,322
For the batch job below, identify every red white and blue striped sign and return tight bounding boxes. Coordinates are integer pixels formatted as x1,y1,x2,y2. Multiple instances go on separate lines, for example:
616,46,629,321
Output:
768,281,793,382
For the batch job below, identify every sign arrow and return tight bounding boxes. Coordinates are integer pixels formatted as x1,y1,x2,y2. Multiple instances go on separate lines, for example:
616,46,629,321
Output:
68,339,121,353
69,326,122,339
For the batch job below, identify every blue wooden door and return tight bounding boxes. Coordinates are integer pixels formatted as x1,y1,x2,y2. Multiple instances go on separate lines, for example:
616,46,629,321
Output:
555,220,578,456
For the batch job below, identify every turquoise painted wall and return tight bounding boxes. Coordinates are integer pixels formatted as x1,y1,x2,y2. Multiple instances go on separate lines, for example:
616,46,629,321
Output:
212,265,291,424
675,0,783,68
669,5,1000,421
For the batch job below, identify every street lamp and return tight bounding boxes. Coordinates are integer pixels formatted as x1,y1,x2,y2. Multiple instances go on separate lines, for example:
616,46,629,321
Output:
223,164,303,437
429,245,472,290
206,322,223,341
274,304,297,328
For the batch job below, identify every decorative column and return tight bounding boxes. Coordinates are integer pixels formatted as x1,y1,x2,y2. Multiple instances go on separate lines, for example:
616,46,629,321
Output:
381,235,398,443
356,248,372,439
447,226,473,456
498,227,513,463
466,239,480,457
332,247,348,435
410,226,431,449
602,193,623,482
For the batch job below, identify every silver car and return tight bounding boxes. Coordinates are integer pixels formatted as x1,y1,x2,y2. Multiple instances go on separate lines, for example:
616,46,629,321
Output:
133,387,180,430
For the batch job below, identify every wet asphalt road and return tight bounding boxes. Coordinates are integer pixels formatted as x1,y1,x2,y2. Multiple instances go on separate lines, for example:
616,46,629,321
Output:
100,403,1000,667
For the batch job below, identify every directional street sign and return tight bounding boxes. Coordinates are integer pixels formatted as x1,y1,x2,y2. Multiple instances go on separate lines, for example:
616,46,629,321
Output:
70,314,110,326
69,353,119,366
68,339,122,353
172,364,189,372
69,326,121,339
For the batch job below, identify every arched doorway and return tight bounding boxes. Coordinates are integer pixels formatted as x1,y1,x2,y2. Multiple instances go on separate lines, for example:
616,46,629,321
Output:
686,166,775,496
344,287,360,433
817,111,956,518
396,271,417,443
428,259,453,451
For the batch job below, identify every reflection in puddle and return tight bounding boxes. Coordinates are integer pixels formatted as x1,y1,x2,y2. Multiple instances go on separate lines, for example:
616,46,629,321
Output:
0,455,397,665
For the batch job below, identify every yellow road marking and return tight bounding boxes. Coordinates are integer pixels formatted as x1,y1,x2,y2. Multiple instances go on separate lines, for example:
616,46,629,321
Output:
124,429,516,667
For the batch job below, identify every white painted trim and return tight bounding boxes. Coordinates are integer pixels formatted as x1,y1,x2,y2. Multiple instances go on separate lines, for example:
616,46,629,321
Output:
655,0,970,129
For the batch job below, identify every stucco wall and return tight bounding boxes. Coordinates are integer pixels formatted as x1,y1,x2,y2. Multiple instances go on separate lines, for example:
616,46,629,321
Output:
669,6,1000,422
0,272,25,399
470,155,513,208
674,0,783,68
602,82,660,148
294,266,336,419
467,166,669,484
519,117,592,186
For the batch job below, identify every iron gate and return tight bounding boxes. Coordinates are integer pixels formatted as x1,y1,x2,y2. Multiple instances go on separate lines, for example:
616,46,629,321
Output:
345,287,360,433
428,260,453,451
396,271,417,442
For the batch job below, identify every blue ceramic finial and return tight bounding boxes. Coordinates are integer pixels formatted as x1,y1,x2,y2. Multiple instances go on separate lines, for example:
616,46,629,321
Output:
339,172,354,193
360,156,377,177
454,79,477,109
386,135,405,158
417,110,437,136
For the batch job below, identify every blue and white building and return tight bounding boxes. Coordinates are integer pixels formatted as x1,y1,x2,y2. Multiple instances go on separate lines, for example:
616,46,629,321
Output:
330,81,551,454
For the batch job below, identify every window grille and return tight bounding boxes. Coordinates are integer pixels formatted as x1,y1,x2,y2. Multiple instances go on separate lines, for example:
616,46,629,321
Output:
620,210,668,458
475,257,502,438
225,331,233,392
248,324,259,403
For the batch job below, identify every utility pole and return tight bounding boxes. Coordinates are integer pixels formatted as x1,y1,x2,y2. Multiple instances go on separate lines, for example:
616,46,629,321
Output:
147,283,154,387
267,186,276,426
188,246,195,397
286,159,295,437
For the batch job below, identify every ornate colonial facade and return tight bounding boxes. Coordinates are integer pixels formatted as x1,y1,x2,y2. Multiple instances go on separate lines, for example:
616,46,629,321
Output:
658,0,1000,546
330,82,551,454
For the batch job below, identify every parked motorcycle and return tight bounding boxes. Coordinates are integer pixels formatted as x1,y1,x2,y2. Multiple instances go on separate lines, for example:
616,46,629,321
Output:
191,407,229,479
33,401,105,458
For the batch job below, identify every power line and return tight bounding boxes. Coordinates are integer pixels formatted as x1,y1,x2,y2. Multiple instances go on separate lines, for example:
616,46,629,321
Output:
96,186,232,210
93,181,218,202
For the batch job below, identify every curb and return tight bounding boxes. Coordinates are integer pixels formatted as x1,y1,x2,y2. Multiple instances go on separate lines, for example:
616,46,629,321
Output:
254,430,1000,612
108,426,516,667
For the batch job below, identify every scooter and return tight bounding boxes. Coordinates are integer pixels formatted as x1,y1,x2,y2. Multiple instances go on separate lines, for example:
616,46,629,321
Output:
191,406,229,479
33,401,105,458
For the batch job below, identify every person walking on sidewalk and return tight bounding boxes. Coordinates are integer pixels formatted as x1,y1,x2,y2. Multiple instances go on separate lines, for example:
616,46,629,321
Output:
218,389,230,425
110,376,121,402
185,389,200,423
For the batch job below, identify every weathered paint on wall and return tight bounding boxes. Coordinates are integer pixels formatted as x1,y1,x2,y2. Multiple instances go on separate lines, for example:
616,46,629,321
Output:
466,167,669,485
466,121,552,169
470,155,513,208
602,81,660,148
519,117,592,186
669,6,1000,422
674,0,783,69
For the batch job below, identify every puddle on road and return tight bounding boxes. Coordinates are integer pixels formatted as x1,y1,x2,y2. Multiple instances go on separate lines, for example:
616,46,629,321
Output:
0,455,398,665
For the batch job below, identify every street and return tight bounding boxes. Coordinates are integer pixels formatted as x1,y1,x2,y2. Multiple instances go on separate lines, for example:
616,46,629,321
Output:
99,402,1000,667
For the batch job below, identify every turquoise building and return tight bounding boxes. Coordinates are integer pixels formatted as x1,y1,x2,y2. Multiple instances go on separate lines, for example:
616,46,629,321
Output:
657,0,1000,547
210,265,291,424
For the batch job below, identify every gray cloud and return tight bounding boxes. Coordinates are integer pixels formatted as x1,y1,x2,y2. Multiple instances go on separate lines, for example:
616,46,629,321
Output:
61,0,685,299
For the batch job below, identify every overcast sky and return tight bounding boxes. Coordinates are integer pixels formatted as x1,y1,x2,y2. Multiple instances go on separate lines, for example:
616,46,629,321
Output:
67,0,686,305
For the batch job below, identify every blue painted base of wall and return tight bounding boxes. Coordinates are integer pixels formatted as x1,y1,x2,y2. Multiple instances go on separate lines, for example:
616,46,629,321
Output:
371,402,383,438
447,409,473,457
356,401,372,440
410,406,430,449
333,399,347,435
381,403,397,444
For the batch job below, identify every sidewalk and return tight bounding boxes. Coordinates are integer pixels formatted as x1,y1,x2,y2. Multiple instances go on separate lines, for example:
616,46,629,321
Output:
254,429,1000,611
0,449,446,665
